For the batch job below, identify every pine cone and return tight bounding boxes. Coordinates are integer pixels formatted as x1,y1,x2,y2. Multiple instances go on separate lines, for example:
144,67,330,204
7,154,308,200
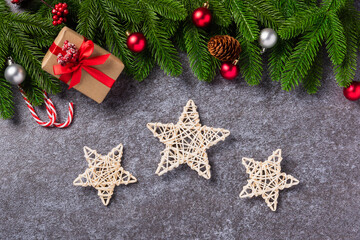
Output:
207,35,241,62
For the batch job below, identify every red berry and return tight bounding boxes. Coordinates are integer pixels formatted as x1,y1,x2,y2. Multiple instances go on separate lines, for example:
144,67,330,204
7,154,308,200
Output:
59,17,63,21
58,7,63,12
57,20,63,25
62,3,67,8
53,15,59,20
52,9,57,14
57,11,62,16
63,18,67,22
52,21,57,26
63,9,69,15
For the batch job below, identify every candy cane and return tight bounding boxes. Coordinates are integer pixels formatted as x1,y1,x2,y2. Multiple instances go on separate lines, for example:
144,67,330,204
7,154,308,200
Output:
18,86,74,128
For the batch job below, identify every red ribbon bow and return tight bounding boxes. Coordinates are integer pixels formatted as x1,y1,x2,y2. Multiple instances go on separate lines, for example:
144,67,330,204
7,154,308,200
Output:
51,38,114,89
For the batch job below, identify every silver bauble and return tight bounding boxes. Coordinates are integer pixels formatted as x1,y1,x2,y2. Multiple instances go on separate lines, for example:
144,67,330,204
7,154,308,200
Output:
259,28,278,49
4,58,26,85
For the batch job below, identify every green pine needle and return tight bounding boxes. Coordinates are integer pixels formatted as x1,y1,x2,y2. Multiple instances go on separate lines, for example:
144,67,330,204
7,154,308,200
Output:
228,0,259,41
141,2,182,76
238,37,263,85
184,22,219,82
247,0,284,29
278,8,325,40
325,11,346,66
281,17,327,91
141,0,187,21
302,51,323,94
0,78,14,119
268,39,294,82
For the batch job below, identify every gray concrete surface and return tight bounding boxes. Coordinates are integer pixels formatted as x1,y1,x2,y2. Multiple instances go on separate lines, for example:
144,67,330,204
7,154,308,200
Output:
0,52,359,239
1,2,360,238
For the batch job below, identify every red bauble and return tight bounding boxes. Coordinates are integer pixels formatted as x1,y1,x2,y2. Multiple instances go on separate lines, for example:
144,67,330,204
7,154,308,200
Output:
192,7,212,28
343,81,360,101
220,62,239,80
126,32,147,53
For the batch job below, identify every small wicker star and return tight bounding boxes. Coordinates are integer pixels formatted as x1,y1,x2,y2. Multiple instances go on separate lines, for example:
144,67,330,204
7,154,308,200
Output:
73,143,137,206
239,149,299,211
147,100,230,179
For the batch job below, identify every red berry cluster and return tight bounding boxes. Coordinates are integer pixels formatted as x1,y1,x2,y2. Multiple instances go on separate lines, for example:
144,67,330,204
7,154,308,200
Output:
52,3,69,26
57,40,79,66
11,0,23,5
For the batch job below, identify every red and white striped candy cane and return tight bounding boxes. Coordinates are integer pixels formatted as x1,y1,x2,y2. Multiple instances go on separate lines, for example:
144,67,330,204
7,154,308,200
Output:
18,86,74,128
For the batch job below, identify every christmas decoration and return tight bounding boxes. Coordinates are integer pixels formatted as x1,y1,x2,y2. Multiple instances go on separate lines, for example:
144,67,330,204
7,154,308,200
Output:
192,2,212,28
239,149,299,211
0,0,360,119
4,57,73,128
10,0,23,5
51,2,68,26
73,143,137,206
208,35,241,62
126,32,147,53
343,81,360,101
259,28,278,53
57,40,79,65
220,62,239,80
4,57,26,85
42,27,124,103
147,100,230,179
19,87,74,128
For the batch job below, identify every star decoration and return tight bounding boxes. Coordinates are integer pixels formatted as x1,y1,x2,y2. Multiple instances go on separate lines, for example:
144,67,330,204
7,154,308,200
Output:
147,100,230,179
239,149,299,211
73,143,137,206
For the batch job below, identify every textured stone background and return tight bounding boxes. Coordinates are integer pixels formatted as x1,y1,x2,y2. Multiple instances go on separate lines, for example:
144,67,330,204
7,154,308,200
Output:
1,3,360,239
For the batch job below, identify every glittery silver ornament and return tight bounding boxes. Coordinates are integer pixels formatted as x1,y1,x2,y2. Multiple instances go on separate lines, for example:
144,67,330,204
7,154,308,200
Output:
4,57,26,85
259,28,278,52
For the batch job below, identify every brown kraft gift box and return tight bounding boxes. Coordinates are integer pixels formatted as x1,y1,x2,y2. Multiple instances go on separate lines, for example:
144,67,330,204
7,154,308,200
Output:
42,27,124,103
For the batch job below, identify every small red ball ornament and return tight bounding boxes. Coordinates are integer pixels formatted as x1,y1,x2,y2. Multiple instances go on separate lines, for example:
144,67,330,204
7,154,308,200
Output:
192,5,212,28
126,32,147,53
220,62,239,80
343,81,360,101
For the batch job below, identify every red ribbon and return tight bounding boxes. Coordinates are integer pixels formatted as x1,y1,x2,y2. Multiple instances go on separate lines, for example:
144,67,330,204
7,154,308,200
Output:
51,38,114,89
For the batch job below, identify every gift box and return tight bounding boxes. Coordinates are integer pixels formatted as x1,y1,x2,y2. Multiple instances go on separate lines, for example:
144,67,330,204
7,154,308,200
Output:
42,27,124,103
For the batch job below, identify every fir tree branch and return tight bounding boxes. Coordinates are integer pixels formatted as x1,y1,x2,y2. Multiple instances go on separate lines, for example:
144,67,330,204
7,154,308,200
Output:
106,0,142,23
238,37,263,85
268,39,294,82
334,3,359,87
227,0,259,41
140,1,182,76
325,11,346,65
302,50,323,94
321,0,346,12
281,17,327,91
131,50,156,81
141,0,187,21
246,0,284,29
183,22,220,82
76,0,99,40
208,0,232,27
0,78,14,119
278,8,325,39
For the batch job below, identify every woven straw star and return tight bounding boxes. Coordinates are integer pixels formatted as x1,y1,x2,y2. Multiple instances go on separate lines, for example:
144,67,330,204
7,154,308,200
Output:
239,149,299,211
73,144,137,206
147,100,230,179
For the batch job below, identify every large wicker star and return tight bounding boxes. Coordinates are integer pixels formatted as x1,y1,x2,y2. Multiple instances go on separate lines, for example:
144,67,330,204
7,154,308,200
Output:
147,100,230,179
73,144,137,206
239,149,299,211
